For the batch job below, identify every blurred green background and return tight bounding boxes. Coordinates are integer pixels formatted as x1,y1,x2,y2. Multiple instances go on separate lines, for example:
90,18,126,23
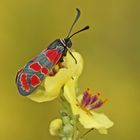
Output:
0,0,140,140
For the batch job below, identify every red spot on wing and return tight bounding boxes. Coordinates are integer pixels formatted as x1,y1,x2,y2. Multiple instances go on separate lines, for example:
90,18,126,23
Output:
41,67,48,75
30,62,41,71
30,74,41,87
53,53,62,64
16,68,24,83
20,73,30,92
45,49,62,65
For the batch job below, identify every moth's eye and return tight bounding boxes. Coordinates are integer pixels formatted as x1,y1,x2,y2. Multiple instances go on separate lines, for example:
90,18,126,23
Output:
66,40,72,48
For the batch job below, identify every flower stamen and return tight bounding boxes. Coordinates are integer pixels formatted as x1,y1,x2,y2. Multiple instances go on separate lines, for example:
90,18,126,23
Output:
80,89,107,111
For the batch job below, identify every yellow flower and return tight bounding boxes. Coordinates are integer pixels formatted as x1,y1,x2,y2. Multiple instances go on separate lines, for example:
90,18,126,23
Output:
27,51,83,103
49,119,63,136
27,49,113,135
63,78,114,134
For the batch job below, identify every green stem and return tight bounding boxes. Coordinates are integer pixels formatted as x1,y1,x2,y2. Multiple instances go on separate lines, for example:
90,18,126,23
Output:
72,116,79,140
60,94,80,140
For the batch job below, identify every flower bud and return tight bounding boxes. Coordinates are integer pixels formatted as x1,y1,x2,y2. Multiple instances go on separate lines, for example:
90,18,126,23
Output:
49,119,62,136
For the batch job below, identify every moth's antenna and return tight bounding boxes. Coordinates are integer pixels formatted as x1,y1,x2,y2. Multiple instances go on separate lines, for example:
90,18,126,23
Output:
65,8,90,64
66,47,77,63
66,8,81,38
68,25,89,39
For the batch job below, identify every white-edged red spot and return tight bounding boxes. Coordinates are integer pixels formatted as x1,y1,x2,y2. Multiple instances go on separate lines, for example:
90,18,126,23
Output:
29,62,41,72
16,68,24,83
20,73,30,92
41,67,48,75
53,52,62,64
30,74,41,87
45,49,62,65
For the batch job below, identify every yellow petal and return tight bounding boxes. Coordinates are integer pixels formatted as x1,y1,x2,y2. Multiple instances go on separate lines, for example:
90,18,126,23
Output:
64,79,114,133
27,51,83,103
98,127,108,134
79,111,114,131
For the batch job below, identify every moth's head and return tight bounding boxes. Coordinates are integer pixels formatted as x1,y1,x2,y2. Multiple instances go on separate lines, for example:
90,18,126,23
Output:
64,38,72,48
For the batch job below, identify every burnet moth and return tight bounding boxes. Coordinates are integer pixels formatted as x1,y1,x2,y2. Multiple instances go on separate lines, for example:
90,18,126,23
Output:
16,8,89,96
